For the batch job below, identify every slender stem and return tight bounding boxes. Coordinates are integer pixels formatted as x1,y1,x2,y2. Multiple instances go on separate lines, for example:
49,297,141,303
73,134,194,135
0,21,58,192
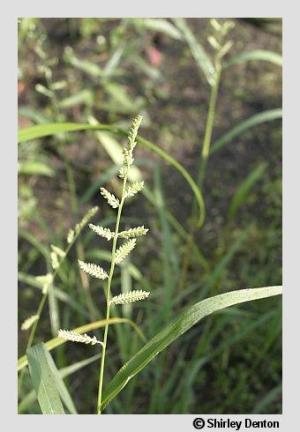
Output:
198,62,222,186
97,175,128,414
178,61,222,292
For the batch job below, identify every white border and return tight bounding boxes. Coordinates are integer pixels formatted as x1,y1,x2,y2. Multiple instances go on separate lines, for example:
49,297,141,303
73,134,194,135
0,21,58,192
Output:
1,0,298,430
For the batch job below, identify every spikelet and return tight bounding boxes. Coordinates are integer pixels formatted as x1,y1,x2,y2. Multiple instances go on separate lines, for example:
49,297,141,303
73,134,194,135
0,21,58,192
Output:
100,187,120,209
210,18,221,31
58,329,104,347
125,181,144,199
221,21,235,35
208,35,220,50
51,244,66,258
218,40,233,58
78,260,108,280
21,314,39,331
118,165,127,179
110,290,150,305
50,245,66,270
67,228,75,244
35,273,53,294
50,251,59,270
89,224,115,241
75,206,98,235
118,226,149,239
115,239,136,264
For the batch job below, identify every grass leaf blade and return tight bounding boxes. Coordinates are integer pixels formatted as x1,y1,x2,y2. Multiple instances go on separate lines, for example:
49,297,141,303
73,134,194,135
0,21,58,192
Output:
173,18,214,85
26,343,65,414
224,49,282,68
211,109,282,154
228,162,267,220
101,286,282,409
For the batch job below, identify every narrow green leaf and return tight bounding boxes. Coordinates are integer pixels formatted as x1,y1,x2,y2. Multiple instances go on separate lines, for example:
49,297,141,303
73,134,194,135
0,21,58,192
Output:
18,161,55,177
228,163,267,220
224,49,282,68
27,343,77,413
18,122,205,227
211,109,282,154
64,47,103,77
173,18,215,85
101,286,282,409
19,106,49,124
27,343,65,414
18,122,95,142
202,229,250,297
103,44,126,78
132,18,183,40
104,82,141,112
252,384,282,413
44,349,77,413
19,354,100,413
59,353,100,379
58,89,94,109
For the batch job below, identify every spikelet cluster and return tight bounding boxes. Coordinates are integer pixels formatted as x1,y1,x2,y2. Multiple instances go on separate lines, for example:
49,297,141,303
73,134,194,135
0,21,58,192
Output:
118,226,149,239
58,329,103,347
115,239,136,264
125,181,144,199
100,187,120,209
67,206,98,244
78,260,108,280
208,19,234,59
119,114,143,178
128,115,143,149
21,314,39,331
75,206,98,236
89,224,115,241
110,290,150,305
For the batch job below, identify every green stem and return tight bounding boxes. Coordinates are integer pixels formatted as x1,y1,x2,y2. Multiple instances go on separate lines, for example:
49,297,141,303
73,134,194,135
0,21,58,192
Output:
97,175,128,414
179,62,222,292
198,62,222,186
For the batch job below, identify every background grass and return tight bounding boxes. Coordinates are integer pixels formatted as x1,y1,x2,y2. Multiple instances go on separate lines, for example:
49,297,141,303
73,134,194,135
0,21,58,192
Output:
18,18,282,414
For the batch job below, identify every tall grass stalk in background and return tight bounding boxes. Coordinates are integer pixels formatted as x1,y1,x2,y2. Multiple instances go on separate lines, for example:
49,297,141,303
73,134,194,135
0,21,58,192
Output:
179,19,234,291
198,19,234,185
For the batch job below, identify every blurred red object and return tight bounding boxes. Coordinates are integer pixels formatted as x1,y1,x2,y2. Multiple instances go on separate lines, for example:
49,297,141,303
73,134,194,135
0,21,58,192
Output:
145,45,162,67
